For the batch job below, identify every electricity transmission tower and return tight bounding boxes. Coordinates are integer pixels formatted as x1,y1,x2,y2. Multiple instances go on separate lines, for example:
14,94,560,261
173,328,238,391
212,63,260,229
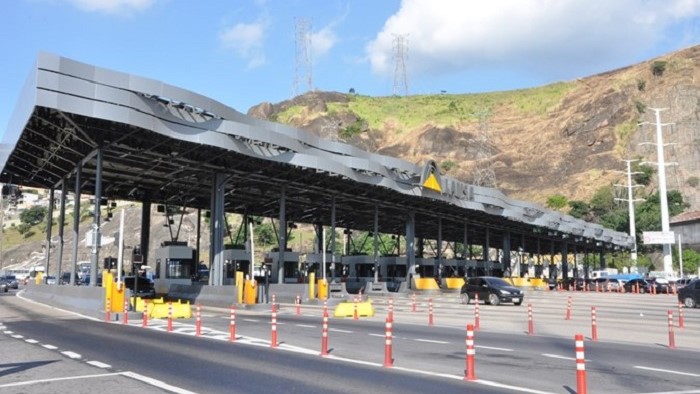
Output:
472,110,497,188
614,160,644,264
293,17,313,97
392,34,409,96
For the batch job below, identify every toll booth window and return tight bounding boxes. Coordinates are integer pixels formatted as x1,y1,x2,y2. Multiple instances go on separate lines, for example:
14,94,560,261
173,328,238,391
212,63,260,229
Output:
283,261,297,279
355,264,374,278
166,260,192,279
387,265,407,279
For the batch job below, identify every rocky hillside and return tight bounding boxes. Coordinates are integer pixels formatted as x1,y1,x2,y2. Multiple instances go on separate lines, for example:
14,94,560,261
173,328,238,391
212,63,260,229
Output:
248,45,700,211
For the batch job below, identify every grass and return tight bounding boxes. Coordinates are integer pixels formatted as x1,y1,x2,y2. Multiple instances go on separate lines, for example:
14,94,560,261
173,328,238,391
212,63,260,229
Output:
614,119,639,156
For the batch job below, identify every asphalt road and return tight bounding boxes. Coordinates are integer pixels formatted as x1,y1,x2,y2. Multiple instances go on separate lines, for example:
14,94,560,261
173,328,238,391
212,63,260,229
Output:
1,288,699,393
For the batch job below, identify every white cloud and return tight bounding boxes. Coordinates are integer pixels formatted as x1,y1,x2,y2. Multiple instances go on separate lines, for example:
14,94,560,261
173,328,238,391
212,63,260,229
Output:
219,20,268,69
311,26,338,59
64,0,157,14
366,0,700,80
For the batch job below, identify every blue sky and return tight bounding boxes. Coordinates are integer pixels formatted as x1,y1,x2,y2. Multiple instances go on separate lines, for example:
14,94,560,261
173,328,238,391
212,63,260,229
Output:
1,0,699,137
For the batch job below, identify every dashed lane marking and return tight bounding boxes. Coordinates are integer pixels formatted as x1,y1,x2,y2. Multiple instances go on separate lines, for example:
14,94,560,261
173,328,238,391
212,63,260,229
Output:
296,324,316,328
11,334,24,339
25,339,38,344
42,344,58,350
329,328,352,333
634,366,700,378
476,345,514,352
61,351,81,359
414,339,449,344
0,372,124,389
87,361,112,369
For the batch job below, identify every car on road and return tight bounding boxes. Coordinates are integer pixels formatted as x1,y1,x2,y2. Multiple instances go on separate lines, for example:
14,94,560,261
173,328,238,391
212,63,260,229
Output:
0,275,18,289
623,278,651,294
674,278,693,288
460,276,524,306
678,279,700,308
0,279,8,292
44,276,57,285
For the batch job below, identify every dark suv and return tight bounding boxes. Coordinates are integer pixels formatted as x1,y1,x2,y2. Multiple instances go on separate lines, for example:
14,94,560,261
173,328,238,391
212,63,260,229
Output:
678,279,700,308
460,276,524,306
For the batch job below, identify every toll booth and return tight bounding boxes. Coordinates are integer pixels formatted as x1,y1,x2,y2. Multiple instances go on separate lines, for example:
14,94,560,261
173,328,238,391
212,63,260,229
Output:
266,248,300,283
223,245,251,285
153,241,196,295
304,253,341,282
415,258,437,278
378,255,407,292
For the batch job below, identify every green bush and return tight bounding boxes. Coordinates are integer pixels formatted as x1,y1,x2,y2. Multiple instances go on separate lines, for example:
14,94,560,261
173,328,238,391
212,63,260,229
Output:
635,101,646,114
637,79,646,91
687,176,699,188
651,61,667,77
546,194,568,210
440,160,457,172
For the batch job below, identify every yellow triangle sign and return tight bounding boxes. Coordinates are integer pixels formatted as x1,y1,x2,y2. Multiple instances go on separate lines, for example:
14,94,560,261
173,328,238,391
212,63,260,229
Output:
423,173,442,193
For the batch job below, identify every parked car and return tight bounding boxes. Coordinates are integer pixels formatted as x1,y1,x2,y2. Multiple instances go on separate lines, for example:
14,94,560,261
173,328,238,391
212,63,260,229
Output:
623,278,651,294
460,276,524,306
678,279,700,308
0,279,8,293
647,278,670,294
674,278,693,288
0,275,18,289
44,276,57,285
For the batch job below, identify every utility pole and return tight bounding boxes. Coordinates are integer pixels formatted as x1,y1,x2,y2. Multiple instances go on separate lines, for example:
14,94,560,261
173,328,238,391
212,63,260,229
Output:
293,17,313,97
614,160,644,264
639,108,675,274
392,34,409,96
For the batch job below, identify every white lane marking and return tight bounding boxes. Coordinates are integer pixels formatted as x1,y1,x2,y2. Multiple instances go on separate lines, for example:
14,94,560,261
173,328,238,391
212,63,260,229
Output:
0,372,123,388
243,319,259,323
634,366,700,378
61,351,81,359
11,334,24,339
414,339,449,344
368,333,384,338
477,345,514,352
25,339,39,344
3,330,13,334
541,354,575,361
296,324,315,328
329,328,352,333
42,344,58,350
121,371,198,394
87,361,112,369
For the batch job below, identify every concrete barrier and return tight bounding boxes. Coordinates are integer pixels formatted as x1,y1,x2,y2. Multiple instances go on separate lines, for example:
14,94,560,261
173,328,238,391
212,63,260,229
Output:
269,283,309,303
168,284,238,308
22,283,104,319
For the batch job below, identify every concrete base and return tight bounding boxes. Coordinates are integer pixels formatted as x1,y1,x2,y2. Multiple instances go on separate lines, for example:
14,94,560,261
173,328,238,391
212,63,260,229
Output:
168,284,238,308
22,283,104,320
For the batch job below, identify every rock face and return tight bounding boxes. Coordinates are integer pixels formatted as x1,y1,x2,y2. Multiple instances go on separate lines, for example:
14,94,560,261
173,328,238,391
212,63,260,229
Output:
248,45,700,211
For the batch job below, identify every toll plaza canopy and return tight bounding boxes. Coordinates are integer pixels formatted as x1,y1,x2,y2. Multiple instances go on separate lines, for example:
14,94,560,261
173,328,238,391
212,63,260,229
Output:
0,53,633,259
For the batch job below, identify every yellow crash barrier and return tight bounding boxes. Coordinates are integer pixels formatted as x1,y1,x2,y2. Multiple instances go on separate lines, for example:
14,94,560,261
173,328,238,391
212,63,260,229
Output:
413,278,440,290
443,277,465,289
145,298,192,319
334,300,374,318
308,273,316,300
317,278,328,300
244,279,257,305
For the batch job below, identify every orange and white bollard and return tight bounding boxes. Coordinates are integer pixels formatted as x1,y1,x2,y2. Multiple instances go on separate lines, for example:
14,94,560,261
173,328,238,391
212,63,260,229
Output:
575,334,587,394
591,306,598,341
320,310,329,357
388,298,394,323
271,307,278,348
123,299,129,325
528,303,534,335
295,294,301,315
678,302,685,329
428,298,434,326
353,297,359,320
142,300,149,327
195,304,202,336
229,304,236,342
105,298,111,322
272,294,277,313
411,293,417,312
668,310,675,349
565,296,572,320
465,323,476,381
323,300,328,318
383,318,393,367
474,293,480,330
167,301,173,332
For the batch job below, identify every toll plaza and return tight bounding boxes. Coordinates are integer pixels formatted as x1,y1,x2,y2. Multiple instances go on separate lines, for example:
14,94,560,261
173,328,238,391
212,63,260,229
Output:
0,53,633,311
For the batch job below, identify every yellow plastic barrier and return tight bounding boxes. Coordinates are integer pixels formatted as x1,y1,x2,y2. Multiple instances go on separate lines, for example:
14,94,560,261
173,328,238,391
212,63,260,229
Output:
334,300,374,318
244,279,257,305
443,277,464,289
103,271,125,313
414,278,440,290
317,278,328,300
149,299,192,319
35,272,43,285
236,271,244,304
308,272,316,300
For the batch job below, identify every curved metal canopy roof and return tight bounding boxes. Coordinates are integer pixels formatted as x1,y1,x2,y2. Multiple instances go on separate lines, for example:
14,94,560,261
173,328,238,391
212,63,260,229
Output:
0,53,633,254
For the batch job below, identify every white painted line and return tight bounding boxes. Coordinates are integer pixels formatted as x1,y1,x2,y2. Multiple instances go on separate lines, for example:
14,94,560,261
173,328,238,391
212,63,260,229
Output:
476,345,514,352
25,339,38,344
0,372,124,388
329,328,352,333
3,330,13,334
122,371,198,394
11,334,24,339
634,366,700,378
243,319,259,323
541,353,575,361
42,344,58,350
87,360,112,369
414,339,449,344
296,324,315,328
368,333,384,338
61,351,81,359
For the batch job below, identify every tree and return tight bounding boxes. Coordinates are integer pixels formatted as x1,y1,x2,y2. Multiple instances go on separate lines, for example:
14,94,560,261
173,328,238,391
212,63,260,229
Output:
675,249,700,276
632,162,654,186
567,200,590,219
589,185,615,217
19,205,47,226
